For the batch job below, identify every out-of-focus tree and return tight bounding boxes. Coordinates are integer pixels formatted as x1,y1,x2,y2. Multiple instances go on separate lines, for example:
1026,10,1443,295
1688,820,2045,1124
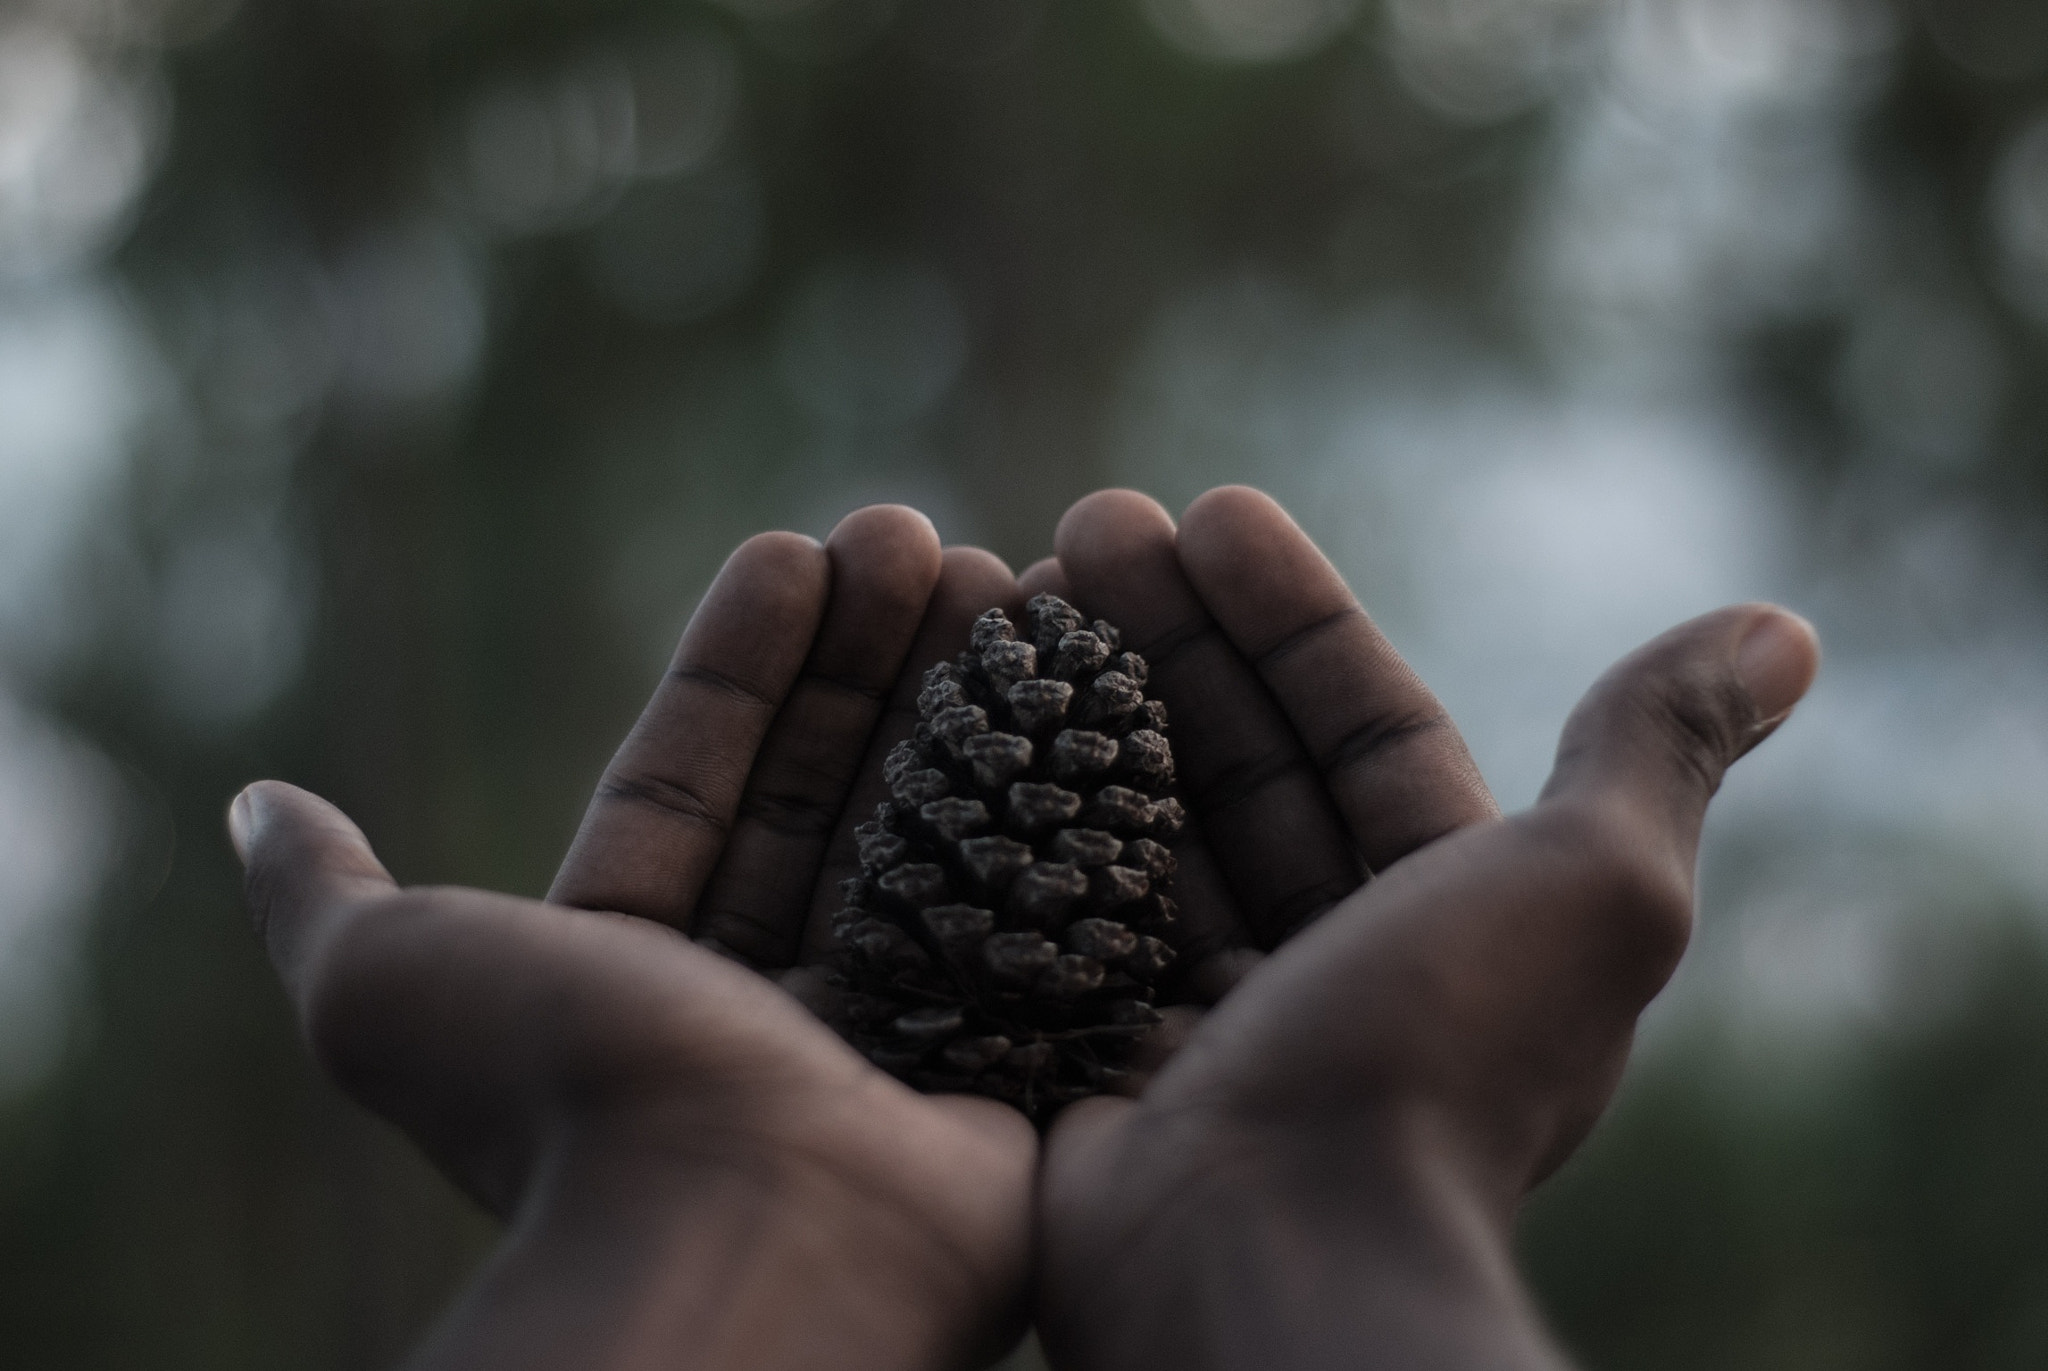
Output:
6,0,2048,1366
1526,917,2048,1371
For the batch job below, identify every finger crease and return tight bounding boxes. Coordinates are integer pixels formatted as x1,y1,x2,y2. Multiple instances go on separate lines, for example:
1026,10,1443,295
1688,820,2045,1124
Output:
1251,604,1367,671
1139,614,1226,676
1263,880,1356,938
600,773,731,836
781,754,860,792
738,789,843,839
1652,685,1736,798
669,663,780,713
1316,711,1455,779
800,669,889,704
1190,747,1309,814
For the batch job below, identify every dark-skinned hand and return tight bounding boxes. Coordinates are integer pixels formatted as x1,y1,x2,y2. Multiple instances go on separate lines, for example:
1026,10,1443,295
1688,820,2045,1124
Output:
229,506,1042,1371
1027,488,1820,1371
232,486,1818,1371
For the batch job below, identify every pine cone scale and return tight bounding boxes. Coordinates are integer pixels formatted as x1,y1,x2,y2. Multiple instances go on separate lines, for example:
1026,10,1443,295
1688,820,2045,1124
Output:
826,594,1183,1123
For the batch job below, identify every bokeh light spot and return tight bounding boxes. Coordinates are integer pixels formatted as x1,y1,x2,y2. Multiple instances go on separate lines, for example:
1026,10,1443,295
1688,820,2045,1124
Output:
0,23,163,278
327,220,484,406
454,30,738,238
148,514,309,731
1385,0,1594,123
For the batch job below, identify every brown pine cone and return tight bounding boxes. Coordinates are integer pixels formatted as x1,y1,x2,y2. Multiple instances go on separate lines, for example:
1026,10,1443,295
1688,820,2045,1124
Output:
825,593,1182,1123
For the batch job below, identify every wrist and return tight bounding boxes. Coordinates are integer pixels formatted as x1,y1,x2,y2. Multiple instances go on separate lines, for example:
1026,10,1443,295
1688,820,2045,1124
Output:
412,1116,1004,1371
1042,1102,1567,1371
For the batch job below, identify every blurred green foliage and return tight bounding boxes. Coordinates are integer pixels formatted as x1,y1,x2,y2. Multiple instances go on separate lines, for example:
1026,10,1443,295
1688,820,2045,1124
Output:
7,0,2048,1366
1527,920,2048,1371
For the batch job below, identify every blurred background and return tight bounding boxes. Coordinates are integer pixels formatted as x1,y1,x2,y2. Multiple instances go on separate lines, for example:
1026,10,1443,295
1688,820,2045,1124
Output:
4,0,2048,1365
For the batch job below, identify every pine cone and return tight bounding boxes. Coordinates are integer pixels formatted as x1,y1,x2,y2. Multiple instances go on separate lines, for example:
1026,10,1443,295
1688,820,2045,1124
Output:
826,593,1183,1123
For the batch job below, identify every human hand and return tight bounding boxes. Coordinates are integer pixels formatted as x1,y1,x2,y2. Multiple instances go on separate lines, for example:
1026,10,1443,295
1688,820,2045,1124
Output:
1031,488,1819,1371
231,508,1036,1371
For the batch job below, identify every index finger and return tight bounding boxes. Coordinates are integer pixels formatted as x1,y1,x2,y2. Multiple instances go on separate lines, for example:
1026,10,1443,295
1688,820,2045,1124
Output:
1176,487,1497,870
549,532,831,928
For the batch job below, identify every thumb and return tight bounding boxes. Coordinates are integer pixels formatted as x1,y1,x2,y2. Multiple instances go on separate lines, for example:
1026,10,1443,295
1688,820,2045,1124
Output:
1539,603,1820,878
229,780,397,1008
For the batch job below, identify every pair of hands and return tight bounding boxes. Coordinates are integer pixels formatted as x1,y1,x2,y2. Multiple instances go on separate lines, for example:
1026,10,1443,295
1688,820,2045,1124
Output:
229,487,1819,1371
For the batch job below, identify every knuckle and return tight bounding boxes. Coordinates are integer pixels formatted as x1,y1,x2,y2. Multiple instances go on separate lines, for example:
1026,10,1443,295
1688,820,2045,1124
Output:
1526,802,1695,970
298,892,429,1091
1644,666,1748,793
1316,707,1455,782
600,770,731,837
687,907,782,966
241,860,291,939
667,663,778,713
1599,851,1695,967
1251,603,1363,671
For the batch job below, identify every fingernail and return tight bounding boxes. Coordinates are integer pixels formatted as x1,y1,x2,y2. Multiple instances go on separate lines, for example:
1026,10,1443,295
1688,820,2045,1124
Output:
227,788,256,864
1735,610,1819,722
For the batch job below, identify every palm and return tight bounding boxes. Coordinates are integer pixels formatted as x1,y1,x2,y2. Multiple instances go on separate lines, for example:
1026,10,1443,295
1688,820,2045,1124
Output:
298,881,1005,1214
536,508,1041,1342
1028,490,1816,1371
1022,489,1495,1044
1020,486,1515,1363
241,507,1040,1365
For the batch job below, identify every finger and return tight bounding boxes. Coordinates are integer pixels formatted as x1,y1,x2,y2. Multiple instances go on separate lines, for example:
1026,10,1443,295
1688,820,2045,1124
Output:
1042,1093,1136,1189
231,781,527,1207
1055,490,1362,947
550,533,831,928
230,780,398,1011
797,546,1025,960
1037,1094,1146,1365
1172,605,1819,1179
1414,604,1818,1030
1018,556,1070,600
691,507,945,966
1117,1005,1203,1092
1177,487,1498,868
1539,602,1820,884
1144,829,1258,1006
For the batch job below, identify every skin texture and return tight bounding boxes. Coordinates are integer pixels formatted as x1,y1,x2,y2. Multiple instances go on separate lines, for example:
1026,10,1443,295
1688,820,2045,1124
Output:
232,487,1820,1371
233,507,1037,1371
1029,488,1820,1371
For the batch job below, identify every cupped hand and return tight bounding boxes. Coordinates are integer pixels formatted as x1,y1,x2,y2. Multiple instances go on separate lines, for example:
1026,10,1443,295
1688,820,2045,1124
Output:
232,508,1037,1371
1031,488,1819,1371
